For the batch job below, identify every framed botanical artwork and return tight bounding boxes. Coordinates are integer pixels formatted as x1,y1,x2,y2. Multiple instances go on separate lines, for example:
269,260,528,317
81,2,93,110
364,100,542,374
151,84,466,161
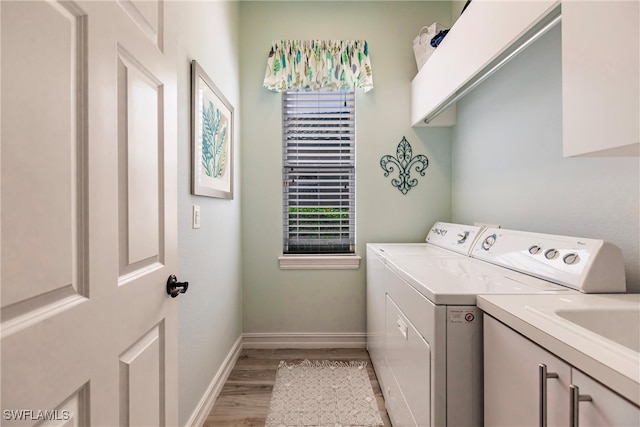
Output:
191,60,234,199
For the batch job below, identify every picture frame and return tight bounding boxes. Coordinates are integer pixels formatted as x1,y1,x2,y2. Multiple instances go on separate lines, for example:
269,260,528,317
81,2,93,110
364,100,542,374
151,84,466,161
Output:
191,60,234,199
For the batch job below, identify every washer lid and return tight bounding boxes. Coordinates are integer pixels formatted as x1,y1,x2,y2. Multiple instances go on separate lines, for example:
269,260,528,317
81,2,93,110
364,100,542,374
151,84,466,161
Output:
388,255,573,305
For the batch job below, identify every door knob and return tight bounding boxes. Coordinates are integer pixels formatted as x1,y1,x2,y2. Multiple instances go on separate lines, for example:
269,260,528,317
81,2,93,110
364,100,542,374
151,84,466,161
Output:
166,275,189,298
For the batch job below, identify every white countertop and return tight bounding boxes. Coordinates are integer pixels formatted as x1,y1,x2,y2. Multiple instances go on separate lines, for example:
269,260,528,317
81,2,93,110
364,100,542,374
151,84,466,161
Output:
478,293,640,406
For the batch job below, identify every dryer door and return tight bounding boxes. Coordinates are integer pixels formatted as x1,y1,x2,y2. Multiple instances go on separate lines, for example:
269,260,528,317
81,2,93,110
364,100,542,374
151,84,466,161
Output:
386,295,431,427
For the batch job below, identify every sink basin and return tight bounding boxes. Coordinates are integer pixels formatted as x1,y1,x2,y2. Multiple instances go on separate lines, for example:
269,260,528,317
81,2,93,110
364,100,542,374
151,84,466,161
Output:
556,307,640,352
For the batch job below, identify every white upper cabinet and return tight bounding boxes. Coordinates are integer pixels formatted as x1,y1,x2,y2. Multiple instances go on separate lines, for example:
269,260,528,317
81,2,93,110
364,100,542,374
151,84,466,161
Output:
410,0,559,127
562,1,639,157
411,0,639,157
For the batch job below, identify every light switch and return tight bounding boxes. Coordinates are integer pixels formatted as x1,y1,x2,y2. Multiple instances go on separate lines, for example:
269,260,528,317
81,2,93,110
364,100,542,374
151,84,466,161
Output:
192,205,201,229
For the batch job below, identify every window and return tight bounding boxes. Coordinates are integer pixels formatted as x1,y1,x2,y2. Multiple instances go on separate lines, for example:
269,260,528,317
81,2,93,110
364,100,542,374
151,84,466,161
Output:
282,90,356,255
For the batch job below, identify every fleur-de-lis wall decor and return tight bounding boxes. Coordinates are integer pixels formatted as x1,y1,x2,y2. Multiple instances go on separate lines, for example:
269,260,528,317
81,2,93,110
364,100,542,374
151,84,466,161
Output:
380,136,429,195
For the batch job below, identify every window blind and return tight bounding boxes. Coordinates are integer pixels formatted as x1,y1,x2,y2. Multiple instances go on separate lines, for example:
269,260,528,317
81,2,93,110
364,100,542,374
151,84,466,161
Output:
282,90,356,254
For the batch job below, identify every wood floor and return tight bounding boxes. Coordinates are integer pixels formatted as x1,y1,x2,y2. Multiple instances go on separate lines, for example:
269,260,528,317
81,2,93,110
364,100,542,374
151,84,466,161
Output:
204,348,392,426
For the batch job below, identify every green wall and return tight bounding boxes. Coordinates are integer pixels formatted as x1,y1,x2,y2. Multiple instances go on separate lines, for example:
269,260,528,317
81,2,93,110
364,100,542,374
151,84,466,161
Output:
173,2,243,424
451,25,640,292
239,1,453,334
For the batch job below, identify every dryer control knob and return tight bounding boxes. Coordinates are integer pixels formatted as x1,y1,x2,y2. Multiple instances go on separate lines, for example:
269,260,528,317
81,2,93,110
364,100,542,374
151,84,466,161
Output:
458,231,470,244
529,245,542,255
482,234,496,250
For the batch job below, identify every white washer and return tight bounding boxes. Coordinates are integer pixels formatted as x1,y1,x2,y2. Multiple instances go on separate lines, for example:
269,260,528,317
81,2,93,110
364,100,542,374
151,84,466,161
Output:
366,222,626,427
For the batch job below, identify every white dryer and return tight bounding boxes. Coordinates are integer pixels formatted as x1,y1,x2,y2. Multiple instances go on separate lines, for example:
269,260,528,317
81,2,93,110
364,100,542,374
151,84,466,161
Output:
366,222,626,427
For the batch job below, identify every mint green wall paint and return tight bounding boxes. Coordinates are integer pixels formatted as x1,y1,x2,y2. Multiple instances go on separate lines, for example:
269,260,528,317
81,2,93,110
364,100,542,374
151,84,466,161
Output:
451,0,467,23
172,2,243,424
240,1,453,334
451,25,640,292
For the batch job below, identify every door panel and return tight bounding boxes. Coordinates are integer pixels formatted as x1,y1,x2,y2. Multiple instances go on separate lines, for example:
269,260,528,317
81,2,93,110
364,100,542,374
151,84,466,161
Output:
116,0,164,50
38,385,89,427
119,324,164,427
1,1,178,425
117,47,164,278
1,0,88,310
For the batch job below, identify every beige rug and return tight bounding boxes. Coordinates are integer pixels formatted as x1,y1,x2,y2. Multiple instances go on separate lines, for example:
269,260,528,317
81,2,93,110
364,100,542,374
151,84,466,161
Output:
265,360,384,427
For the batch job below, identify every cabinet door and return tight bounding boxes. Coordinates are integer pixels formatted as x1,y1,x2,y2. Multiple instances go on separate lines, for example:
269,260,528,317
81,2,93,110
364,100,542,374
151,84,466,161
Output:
484,315,571,427
571,369,640,427
562,0,639,156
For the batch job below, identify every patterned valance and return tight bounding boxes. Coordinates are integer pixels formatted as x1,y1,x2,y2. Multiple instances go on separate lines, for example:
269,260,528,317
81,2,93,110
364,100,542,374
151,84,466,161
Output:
263,40,373,92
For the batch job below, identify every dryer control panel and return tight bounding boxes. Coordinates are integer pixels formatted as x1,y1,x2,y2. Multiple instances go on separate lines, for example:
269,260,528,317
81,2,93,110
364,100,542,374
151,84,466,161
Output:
471,228,626,293
425,222,485,255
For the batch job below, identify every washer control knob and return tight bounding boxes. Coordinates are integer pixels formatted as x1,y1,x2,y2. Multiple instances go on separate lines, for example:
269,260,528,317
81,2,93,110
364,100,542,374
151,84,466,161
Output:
529,245,542,255
458,231,470,244
563,253,580,265
482,234,497,250
544,249,559,260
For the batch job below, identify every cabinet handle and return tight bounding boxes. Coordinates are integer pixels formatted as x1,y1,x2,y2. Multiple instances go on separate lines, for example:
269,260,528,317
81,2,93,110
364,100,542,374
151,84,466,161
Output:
538,364,559,427
569,384,592,427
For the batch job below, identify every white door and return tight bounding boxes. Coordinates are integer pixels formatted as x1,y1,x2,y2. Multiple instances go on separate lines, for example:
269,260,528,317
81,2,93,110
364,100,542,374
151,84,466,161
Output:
1,1,179,425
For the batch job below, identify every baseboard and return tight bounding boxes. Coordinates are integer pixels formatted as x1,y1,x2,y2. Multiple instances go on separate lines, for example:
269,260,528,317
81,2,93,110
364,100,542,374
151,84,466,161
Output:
242,332,366,349
186,332,367,426
186,334,243,427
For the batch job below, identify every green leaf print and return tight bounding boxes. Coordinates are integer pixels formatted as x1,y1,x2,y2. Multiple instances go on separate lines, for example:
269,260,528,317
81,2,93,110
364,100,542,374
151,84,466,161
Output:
263,40,373,92
201,102,216,177
201,100,228,178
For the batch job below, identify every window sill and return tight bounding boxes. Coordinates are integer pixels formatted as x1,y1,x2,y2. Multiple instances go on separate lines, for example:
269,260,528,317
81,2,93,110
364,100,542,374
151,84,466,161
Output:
278,255,361,270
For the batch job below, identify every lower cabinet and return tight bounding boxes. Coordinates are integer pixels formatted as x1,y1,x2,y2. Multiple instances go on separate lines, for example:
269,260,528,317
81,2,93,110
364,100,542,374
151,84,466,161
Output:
570,369,640,427
484,315,640,426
